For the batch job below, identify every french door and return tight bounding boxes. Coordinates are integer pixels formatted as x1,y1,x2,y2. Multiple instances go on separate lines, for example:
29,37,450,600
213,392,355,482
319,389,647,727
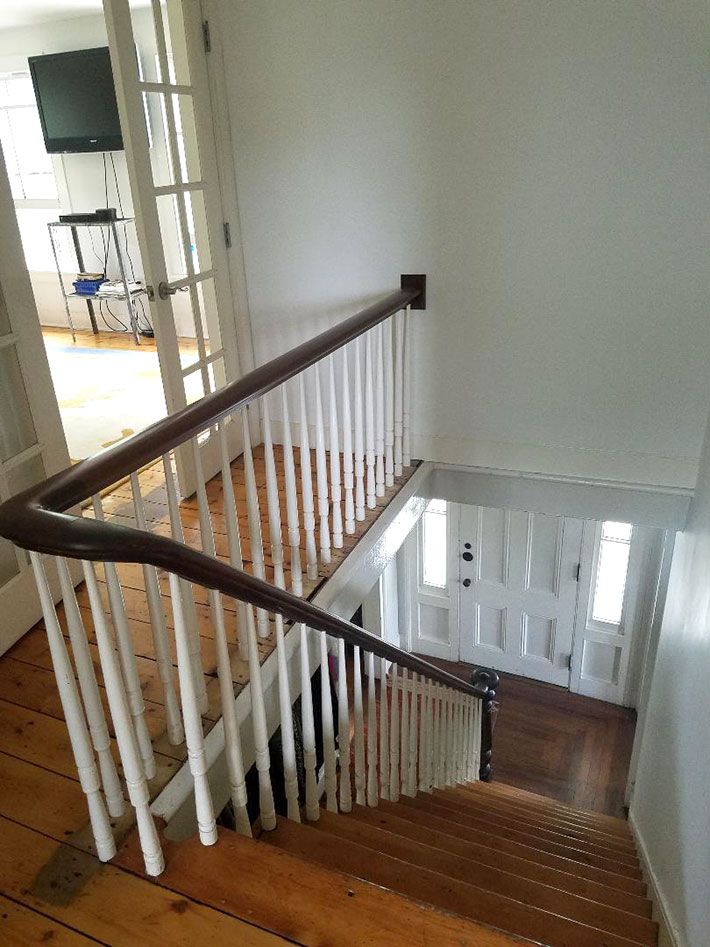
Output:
103,0,244,493
0,145,72,654
457,506,584,686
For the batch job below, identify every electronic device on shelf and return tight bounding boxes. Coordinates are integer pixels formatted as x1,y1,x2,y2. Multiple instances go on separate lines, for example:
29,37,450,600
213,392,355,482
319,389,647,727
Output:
59,208,119,224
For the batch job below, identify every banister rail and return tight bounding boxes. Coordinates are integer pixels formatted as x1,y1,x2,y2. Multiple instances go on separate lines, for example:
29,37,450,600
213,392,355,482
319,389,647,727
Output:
0,274,492,876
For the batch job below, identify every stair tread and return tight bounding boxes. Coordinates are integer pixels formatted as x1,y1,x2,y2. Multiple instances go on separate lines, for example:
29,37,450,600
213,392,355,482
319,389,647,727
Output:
432,788,638,855
399,794,643,878
115,824,525,946
264,816,655,947
347,802,652,917
465,781,631,833
439,786,636,845
314,806,656,943
375,798,647,894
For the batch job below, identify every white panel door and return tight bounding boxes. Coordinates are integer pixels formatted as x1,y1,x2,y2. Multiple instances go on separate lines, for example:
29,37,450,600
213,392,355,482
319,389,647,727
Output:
0,144,72,654
103,0,245,493
458,505,584,685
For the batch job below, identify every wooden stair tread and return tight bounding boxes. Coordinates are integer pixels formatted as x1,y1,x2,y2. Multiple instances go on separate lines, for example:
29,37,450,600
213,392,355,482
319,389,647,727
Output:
263,816,653,947
115,823,526,946
346,802,651,916
397,794,643,878
465,781,631,833
375,798,646,894
313,807,656,943
438,785,636,847
431,788,638,855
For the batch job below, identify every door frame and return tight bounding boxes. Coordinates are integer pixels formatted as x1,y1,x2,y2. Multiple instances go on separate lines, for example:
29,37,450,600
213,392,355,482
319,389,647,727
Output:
0,142,73,654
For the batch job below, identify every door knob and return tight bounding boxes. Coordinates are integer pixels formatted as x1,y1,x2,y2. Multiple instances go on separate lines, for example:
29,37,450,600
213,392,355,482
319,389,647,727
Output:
462,551,473,562
158,281,178,300
462,578,472,588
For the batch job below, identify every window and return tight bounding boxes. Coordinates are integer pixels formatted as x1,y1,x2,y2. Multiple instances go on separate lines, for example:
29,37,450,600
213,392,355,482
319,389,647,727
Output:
0,76,58,204
421,498,447,589
591,521,632,626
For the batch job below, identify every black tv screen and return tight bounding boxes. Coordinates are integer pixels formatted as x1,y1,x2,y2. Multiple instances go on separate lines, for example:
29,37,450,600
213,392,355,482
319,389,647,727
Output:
29,47,123,154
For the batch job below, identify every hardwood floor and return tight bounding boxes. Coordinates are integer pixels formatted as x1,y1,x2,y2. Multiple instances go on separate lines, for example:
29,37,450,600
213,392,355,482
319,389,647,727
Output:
0,447,416,945
417,656,636,819
42,325,199,355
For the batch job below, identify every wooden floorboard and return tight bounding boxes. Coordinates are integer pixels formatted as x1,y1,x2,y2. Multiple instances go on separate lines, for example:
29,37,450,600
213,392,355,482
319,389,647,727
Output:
0,442,416,944
416,656,636,819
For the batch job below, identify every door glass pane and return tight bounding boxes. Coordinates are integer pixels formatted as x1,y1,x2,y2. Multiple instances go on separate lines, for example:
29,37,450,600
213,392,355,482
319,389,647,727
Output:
0,343,37,461
422,499,447,589
591,522,632,625
0,281,10,336
6,453,46,496
0,535,19,585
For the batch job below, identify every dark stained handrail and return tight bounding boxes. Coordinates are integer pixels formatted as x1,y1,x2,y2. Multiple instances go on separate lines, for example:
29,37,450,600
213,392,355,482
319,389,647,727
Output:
0,277,490,698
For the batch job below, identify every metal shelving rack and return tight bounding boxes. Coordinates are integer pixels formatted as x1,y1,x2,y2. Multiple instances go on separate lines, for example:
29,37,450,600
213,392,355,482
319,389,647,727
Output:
47,217,146,345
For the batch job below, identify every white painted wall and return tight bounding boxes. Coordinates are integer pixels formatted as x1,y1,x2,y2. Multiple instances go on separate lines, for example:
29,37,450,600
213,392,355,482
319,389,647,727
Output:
630,414,710,946
217,0,710,489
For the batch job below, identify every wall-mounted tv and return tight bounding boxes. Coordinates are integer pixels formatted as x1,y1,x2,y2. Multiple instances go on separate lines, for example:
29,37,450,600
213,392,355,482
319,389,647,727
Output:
29,47,123,154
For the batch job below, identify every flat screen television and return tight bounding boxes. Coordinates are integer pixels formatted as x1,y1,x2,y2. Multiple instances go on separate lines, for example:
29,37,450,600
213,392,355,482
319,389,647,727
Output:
29,47,123,154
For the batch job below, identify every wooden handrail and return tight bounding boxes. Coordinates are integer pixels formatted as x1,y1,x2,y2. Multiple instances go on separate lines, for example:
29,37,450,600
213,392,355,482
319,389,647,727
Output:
0,276,490,698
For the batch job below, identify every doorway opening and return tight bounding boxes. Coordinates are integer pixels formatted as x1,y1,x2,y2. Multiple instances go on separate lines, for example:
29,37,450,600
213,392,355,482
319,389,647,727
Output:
0,2,237,465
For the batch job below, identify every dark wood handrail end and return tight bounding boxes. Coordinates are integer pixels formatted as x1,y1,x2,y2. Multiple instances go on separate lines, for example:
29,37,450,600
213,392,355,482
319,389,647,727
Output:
401,274,426,310
471,666,499,782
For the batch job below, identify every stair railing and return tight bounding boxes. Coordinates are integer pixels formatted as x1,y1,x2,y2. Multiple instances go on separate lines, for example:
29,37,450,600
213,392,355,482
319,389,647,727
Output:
0,274,493,876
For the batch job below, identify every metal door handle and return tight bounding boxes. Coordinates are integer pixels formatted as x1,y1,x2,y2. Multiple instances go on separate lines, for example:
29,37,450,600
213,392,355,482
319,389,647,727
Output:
462,551,473,562
462,578,472,588
158,281,178,300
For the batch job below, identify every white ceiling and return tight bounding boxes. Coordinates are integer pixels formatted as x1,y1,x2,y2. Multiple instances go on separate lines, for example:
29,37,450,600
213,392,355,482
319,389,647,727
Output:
1,1,103,29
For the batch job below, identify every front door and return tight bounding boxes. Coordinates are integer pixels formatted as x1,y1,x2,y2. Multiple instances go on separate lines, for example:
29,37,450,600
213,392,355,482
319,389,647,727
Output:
103,0,245,493
458,505,584,686
0,144,72,654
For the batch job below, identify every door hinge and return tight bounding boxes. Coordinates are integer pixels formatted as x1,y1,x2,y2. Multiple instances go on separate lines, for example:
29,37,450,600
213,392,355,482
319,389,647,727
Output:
202,20,211,53
564,653,572,669
574,562,581,582
223,221,232,249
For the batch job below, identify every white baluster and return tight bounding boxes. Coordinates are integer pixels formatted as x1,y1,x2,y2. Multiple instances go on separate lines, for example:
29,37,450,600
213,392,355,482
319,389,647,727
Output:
31,553,116,863
320,631,338,812
436,684,446,789
130,473,183,745
457,693,466,783
337,638,352,812
399,667,415,796
364,330,377,509
473,697,482,781
82,560,163,875
299,623,319,820
353,644,366,806
276,622,300,822
403,305,412,466
417,676,428,793
261,395,286,600
92,497,155,780
366,650,378,806
375,323,386,497
280,385,304,595
167,572,217,845
384,317,395,487
241,409,269,637
190,440,251,836
161,455,209,711
341,346,356,535
445,688,454,786
407,671,419,796
463,696,472,782
328,355,344,549
353,338,366,521
388,663,400,802
394,309,404,477
218,420,250,660
313,364,332,564
379,657,390,800
245,604,276,829
298,374,319,580
55,557,124,818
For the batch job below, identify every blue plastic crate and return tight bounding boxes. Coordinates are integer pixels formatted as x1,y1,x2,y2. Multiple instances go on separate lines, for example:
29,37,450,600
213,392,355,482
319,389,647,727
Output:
73,278,105,296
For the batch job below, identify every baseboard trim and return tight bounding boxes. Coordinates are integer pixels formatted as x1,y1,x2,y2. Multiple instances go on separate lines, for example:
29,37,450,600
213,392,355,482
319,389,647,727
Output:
629,811,686,947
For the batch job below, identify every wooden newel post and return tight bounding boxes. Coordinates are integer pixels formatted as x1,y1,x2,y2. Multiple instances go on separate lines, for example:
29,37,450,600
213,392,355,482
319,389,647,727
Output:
471,667,499,782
